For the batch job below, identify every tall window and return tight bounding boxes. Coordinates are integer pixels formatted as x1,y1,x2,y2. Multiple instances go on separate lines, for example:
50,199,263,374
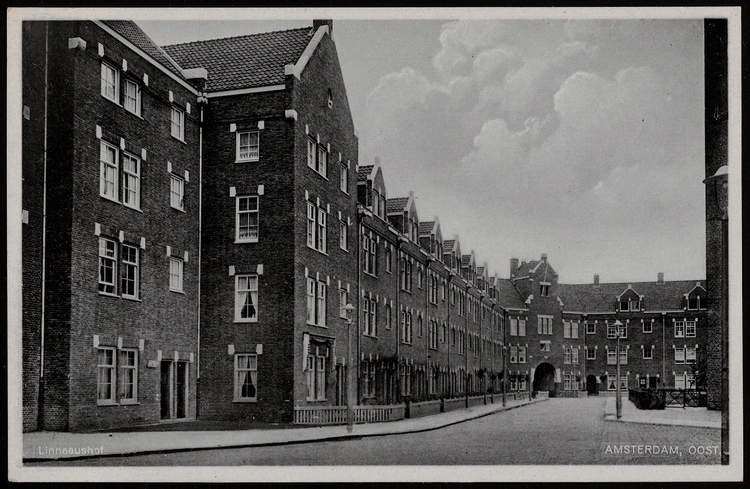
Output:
385,246,392,272
306,201,327,253
540,283,550,296
538,316,552,335
675,347,686,364
510,346,518,363
235,274,258,322
317,145,327,178
170,174,185,211
607,322,617,339
101,62,119,102
362,362,376,397
607,349,617,365
363,234,376,275
339,217,348,251
572,348,579,364
307,137,327,177
518,345,526,363
401,310,412,343
98,237,117,295
97,347,116,403
643,321,653,333
306,346,327,401
234,354,258,401
340,162,348,193
674,321,685,338
122,153,140,210
339,287,348,318
236,196,259,243
169,257,184,292
317,280,327,327
120,244,139,299
564,321,571,338
686,320,696,337
123,79,141,116
688,296,702,310
100,141,119,201
363,297,376,336
118,349,138,403
564,348,572,364
643,347,653,359
385,303,392,329
619,348,628,365
236,131,259,162
686,346,696,364
401,258,412,292
518,319,526,336
171,107,185,140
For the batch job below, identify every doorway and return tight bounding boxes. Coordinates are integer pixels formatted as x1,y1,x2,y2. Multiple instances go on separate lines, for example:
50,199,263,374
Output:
586,374,598,395
161,360,188,420
533,362,556,393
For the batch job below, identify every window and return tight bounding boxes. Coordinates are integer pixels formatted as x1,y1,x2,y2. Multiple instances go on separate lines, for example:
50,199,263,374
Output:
620,300,629,311
538,316,552,335
518,346,526,363
340,162,348,193
564,373,571,390
686,320,696,338
510,346,518,363
607,322,617,339
428,320,438,349
540,283,549,296
363,234,376,275
171,107,185,140
675,347,685,364
234,354,258,401
118,349,138,403
607,349,617,365
688,296,702,310
571,322,579,339
385,303,392,329
307,138,327,177
564,348,571,364
363,297,376,336
362,362,376,397
339,218,348,251
236,131,259,162
97,347,116,404
169,257,184,293
101,62,119,102
417,267,423,289
385,246,392,273
586,321,596,334
233,195,260,243
100,141,119,201
306,277,327,327
401,310,412,344
306,346,327,401
234,274,258,322
519,319,526,336
170,174,185,211
417,315,423,337
620,348,628,365
401,258,412,292
686,346,696,364
120,244,139,299
619,322,627,339
98,237,117,295
643,347,653,359
339,287,348,319
675,373,686,390
674,321,685,338
122,153,141,209
643,321,653,334
586,347,596,360
564,321,571,338
540,341,551,352
510,318,518,336
572,348,579,364
317,145,327,178
123,79,141,116
441,322,447,343
306,201,327,253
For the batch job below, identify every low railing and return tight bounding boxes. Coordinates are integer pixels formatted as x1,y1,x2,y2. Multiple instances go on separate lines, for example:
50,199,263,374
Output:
293,404,406,425
664,389,707,408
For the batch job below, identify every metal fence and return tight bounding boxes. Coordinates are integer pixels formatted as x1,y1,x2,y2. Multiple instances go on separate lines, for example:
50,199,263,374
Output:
293,404,406,425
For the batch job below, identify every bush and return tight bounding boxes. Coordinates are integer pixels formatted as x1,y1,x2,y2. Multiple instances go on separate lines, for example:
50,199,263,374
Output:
629,388,666,410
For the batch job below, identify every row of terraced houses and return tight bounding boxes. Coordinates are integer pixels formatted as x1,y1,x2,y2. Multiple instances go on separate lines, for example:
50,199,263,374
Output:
21,19,713,432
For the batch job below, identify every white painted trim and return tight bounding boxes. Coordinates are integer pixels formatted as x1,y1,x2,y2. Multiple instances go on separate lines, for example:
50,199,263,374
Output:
208,85,285,98
287,24,329,80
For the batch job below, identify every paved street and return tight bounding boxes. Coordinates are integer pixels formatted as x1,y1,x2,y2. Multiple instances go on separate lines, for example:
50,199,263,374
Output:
28,398,720,466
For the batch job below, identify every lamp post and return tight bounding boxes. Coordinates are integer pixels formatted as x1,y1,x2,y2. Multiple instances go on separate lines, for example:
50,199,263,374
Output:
613,319,623,420
344,303,355,433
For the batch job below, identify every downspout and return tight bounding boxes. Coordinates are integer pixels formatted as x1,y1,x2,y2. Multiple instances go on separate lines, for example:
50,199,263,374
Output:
356,210,363,406
582,313,587,395
465,284,472,407
446,272,453,397
195,100,204,418
424,257,433,399
38,22,50,430
395,238,403,403
502,309,507,406
661,312,666,386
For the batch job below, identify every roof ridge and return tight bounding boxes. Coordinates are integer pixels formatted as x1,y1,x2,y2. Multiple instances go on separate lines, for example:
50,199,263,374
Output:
163,26,313,49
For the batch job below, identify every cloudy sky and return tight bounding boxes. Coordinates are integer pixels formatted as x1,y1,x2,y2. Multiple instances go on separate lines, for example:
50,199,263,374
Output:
138,10,707,284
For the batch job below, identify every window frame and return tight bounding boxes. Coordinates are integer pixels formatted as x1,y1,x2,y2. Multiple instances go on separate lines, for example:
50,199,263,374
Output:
235,195,260,243
643,347,653,359
120,243,139,300
123,78,141,116
339,161,349,194
674,321,686,338
98,237,118,295
234,353,258,402
97,347,117,405
339,217,348,251
236,130,260,162
100,62,119,103
171,106,185,141
170,173,185,211
118,348,138,404
169,256,184,293
100,140,119,202
643,320,653,334
235,274,259,323
122,152,141,210
586,347,596,360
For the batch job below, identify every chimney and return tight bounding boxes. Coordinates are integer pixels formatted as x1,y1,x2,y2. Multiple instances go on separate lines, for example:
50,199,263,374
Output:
541,253,548,263
313,19,333,34
657,272,664,284
510,258,519,277
374,156,381,166
593,274,600,287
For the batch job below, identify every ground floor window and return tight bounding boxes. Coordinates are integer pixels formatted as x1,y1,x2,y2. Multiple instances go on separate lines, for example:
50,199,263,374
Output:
98,346,139,405
306,346,327,401
234,354,258,401
362,361,376,398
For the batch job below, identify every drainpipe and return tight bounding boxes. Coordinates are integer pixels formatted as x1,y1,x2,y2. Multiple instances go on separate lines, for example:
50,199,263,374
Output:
447,272,454,398
661,312,666,386
395,239,402,403
37,22,50,430
356,205,369,407
502,309,507,407
582,313,587,396
424,256,433,399
465,283,472,408
195,99,205,418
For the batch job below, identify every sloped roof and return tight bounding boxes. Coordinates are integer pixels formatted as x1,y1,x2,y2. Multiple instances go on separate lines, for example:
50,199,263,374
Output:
557,280,705,312
461,254,472,267
514,260,538,277
419,221,435,235
495,279,527,309
476,266,485,275
104,21,186,79
163,27,313,92
357,165,374,182
386,197,409,214
443,240,456,252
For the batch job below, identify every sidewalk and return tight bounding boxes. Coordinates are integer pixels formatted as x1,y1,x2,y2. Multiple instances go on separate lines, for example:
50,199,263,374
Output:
23,397,545,462
603,396,721,429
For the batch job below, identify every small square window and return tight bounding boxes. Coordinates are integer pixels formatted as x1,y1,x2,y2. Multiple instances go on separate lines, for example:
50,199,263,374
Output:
643,348,653,359
237,131,259,162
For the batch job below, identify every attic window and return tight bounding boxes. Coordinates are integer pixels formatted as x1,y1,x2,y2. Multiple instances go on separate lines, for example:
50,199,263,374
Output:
327,89,333,108
688,296,702,310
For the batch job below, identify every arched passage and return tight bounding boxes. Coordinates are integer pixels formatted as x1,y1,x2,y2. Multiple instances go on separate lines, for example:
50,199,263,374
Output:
586,374,598,395
533,362,556,393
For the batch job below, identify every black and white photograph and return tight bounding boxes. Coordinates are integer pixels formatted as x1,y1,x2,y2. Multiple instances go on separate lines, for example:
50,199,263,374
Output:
7,6,742,482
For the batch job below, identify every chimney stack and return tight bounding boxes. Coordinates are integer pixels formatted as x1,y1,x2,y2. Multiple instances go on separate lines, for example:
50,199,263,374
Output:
374,156,381,166
313,19,333,34
510,258,519,277
594,274,600,287
657,272,664,284
541,253,547,262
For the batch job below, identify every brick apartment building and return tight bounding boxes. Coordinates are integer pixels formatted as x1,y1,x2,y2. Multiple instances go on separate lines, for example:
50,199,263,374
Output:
21,19,711,432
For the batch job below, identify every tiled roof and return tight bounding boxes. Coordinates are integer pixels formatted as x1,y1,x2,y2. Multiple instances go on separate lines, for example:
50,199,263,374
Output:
514,260,540,277
495,279,527,309
557,280,705,312
461,254,472,267
476,266,485,275
163,27,313,92
357,165,374,181
419,221,435,235
443,240,455,252
104,21,186,79
386,197,408,214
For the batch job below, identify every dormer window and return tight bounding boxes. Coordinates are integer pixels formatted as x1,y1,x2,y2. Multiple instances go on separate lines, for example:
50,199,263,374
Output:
688,296,702,310
620,299,640,312
540,282,550,297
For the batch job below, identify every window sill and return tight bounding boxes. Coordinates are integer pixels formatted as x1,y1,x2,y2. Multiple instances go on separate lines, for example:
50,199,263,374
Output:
119,400,140,406
97,400,118,406
100,194,120,204
235,319,258,324
122,296,141,302
171,206,187,213
306,245,328,256
103,96,122,108
235,158,259,164
363,333,377,339
235,239,259,244
170,289,186,295
305,399,329,403
171,135,187,145
124,108,144,120
339,247,349,253
363,271,378,278
124,204,143,213
306,322,328,328
233,398,258,403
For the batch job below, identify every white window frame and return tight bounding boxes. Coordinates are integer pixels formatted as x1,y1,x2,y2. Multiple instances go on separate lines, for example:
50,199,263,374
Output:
686,346,696,364
316,281,327,327
586,321,596,334
586,347,596,360
100,140,119,202
340,161,348,193
674,347,685,364
122,152,141,210
171,106,185,141
123,78,141,116
643,321,653,334
643,347,653,359
98,237,117,295
97,347,116,404
518,345,526,363
118,348,138,404
564,321,571,338
572,348,579,364
236,195,259,243
236,130,260,162
674,321,686,338
571,322,579,339
170,173,185,211
686,320,696,338
235,274,259,322
120,244,139,300
101,62,119,103
169,257,184,293
234,354,258,402
510,318,518,336
306,346,327,401
564,347,571,364
339,287,348,319
607,349,617,365
619,348,628,365
339,218,348,251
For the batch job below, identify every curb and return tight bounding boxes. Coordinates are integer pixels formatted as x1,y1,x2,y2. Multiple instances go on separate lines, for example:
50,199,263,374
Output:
24,399,546,463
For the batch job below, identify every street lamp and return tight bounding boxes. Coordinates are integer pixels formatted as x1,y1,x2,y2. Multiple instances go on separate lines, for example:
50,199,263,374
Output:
613,319,623,420
343,303,355,433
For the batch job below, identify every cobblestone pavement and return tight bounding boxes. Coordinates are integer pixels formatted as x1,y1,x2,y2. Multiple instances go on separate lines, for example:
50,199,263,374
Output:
28,398,720,466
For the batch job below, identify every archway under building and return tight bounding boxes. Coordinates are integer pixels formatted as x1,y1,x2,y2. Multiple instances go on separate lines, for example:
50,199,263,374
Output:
533,362,556,395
